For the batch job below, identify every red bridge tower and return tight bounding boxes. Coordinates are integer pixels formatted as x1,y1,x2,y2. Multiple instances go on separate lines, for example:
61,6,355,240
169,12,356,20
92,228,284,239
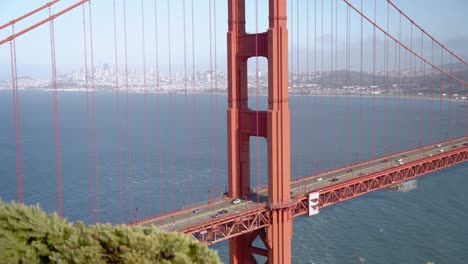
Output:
227,0,292,263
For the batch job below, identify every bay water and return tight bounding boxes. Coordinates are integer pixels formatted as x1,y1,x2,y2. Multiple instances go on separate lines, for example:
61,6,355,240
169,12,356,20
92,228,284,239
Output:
0,90,466,263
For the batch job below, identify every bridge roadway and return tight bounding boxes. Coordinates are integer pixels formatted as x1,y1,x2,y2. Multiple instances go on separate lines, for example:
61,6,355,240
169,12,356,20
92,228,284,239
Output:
136,136,468,242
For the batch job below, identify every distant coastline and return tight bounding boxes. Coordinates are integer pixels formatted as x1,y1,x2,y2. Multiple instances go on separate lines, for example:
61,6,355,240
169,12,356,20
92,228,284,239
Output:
1,85,467,105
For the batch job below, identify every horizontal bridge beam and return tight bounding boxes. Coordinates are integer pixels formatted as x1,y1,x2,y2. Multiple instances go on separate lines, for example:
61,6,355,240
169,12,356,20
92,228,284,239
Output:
182,147,467,245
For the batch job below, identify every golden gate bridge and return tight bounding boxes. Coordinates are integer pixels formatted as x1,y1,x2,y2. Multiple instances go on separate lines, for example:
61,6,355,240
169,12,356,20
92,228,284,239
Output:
0,0,467,263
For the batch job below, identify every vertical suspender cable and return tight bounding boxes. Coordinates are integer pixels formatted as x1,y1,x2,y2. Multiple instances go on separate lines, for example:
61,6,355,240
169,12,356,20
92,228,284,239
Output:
154,0,163,213
393,33,398,150
112,0,123,224
141,0,150,217
82,5,94,222
208,0,214,193
420,32,424,147
123,0,134,219
359,0,363,162
383,2,388,155
49,7,63,217
345,0,351,165
447,55,452,139
371,0,376,158
412,32,417,120
439,49,443,141
397,13,401,151
10,34,21,202
401,9,406,152
306,0,311,174
255,0,261,202
392,14,397,151
320,0,324,172
296,0,300,179
290,0,294,101
11,28,23,202
10,25,24,203
288,0,297,178
88,1,100,222
183,0,190,207
167,0,175,211
313,0,318,175
334,0,338,163
400,46,408,128
329,0,333,168
457,63,461,137
290,0,295,178
214,0,220,195
191,0,199,203
430,40,434,143
409,24,413,145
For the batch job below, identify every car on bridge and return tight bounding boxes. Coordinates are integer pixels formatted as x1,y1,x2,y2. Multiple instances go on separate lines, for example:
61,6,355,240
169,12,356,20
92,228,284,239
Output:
231,198,241,204
316,177,323,181
193,208,202,214
213,210,228,218
330,177,339,182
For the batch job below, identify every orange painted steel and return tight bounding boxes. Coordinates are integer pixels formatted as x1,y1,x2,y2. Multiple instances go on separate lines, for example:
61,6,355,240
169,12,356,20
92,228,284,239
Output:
265,1,293,262
227,0,292,263
386,0,468,66
293,147,468,216
293,137,468,186
343,0,467,86
174,147,467,247
0,0,89,46
182,205,270,244
0,0,60,31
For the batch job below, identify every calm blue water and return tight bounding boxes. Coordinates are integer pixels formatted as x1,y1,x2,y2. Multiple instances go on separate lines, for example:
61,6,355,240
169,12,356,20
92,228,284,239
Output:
0,90,466,263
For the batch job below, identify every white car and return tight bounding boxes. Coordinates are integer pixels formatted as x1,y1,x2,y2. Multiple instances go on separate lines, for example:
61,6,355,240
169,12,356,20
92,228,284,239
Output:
231,198,241,204
316,177,323,182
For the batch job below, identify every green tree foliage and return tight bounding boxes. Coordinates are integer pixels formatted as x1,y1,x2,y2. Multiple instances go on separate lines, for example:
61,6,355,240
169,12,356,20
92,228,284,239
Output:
0,200,221,264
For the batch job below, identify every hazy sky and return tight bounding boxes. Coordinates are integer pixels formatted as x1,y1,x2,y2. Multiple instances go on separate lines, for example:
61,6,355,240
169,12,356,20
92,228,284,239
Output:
0,0,467,80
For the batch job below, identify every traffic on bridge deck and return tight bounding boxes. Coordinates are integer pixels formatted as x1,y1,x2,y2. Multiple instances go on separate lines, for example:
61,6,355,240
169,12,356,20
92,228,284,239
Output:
135,136,468,244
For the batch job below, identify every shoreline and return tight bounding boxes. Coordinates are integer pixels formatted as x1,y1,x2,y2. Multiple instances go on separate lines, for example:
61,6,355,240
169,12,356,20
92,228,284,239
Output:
0,86,467,103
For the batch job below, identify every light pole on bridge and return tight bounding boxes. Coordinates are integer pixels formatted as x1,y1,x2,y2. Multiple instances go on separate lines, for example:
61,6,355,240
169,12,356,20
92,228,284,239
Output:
386,146,393,168
314,162,320,175
208,189,212,206
135,207,141,224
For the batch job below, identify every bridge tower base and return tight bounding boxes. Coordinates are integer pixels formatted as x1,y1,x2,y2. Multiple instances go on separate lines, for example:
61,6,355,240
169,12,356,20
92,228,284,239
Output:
227,0,292,263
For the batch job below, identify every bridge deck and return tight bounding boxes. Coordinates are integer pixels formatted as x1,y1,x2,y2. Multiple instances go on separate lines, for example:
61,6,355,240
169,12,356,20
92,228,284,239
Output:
136,136,468,244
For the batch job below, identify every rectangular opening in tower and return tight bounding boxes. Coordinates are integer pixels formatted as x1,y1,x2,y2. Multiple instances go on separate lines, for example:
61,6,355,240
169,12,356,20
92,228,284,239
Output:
247,57,268,111
245,0,268,34
249,136,267,195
